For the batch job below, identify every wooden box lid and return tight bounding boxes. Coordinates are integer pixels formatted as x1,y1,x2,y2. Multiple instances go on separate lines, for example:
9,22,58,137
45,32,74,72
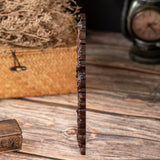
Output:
0,119,22,138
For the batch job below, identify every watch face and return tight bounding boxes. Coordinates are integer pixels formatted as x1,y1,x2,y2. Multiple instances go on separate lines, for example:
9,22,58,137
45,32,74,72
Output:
132,8,160,42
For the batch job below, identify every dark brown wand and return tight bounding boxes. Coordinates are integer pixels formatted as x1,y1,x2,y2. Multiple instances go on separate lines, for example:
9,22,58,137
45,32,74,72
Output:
76,13,86,155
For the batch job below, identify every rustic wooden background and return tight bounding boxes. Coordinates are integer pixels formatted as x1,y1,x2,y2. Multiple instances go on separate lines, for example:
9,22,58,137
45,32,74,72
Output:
0,31,160,159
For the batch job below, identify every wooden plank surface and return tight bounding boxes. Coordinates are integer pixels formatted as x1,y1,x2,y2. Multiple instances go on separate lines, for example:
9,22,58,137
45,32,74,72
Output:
0,98,160,160
87,31,160,74
1,152,56,160
0,31,160,159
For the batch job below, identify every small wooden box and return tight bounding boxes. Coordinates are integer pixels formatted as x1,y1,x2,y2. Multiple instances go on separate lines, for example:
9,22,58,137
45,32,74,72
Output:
0,119,22,153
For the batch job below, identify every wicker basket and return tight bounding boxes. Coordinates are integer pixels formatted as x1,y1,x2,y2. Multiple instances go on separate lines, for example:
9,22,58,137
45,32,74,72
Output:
0,0,79,99
0,45,77,99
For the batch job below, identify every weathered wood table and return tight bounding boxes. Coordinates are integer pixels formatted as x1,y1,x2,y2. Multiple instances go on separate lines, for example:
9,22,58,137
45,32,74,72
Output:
0,31,160,160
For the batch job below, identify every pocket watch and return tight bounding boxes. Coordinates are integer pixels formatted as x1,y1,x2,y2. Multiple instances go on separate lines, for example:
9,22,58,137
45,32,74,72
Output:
122,0,160,64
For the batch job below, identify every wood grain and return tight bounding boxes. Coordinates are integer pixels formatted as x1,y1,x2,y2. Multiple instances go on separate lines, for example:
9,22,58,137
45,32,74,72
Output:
0,98,159,159
2,152,58,160
87,31,160,75
0,31,160,159
25,64,160,120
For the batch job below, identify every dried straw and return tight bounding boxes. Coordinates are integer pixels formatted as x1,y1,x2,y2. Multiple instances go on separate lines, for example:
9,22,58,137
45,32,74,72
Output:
0,0,79,48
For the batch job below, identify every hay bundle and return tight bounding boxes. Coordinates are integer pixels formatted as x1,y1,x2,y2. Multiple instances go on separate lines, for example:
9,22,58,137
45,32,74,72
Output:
0,0,79,48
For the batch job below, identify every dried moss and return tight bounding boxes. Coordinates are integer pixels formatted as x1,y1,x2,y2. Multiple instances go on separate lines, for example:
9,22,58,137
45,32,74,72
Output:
0,0,79,48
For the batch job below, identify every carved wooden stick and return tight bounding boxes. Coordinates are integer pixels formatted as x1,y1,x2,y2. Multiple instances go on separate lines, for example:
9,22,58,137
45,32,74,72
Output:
76,13,86,155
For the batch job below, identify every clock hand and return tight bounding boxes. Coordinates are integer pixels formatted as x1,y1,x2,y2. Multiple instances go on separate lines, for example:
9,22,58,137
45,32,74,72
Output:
149,25,157,34
147,23,157,34
151,22,157,26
